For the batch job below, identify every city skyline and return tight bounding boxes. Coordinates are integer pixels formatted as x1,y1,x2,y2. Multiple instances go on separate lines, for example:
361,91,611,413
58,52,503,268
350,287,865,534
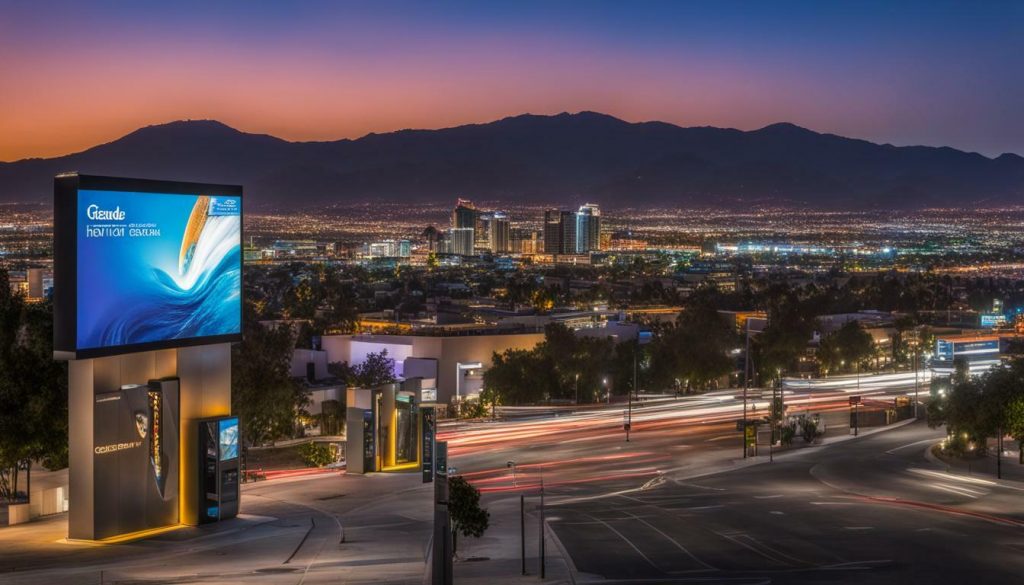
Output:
2,1,1023,162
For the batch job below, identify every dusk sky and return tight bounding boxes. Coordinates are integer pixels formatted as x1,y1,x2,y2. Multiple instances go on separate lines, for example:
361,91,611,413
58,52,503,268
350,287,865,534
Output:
2,0,1022,162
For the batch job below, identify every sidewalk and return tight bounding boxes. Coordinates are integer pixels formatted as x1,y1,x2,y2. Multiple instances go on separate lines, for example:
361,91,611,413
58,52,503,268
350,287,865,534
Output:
452,494,572,585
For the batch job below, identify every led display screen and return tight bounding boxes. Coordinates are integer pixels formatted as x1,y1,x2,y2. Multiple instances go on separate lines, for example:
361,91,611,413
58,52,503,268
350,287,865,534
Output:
219,418,239,461
55,175,242,358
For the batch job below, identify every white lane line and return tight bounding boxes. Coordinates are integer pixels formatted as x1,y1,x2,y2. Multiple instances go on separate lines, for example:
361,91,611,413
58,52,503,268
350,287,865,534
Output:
619,508,719,571
930,483,980,498
683,505,724,511
580,511,662,570
843,526,874,530
810,501,853,505
908,467,1024,493
886,438,938,454
705,434,737,442
754,494,784,499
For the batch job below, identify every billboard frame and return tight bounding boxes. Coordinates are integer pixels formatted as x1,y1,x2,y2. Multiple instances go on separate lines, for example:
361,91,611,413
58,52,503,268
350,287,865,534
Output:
54,173,243,360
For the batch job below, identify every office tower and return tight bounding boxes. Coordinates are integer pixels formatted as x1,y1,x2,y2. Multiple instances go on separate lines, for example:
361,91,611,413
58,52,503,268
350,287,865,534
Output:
452,199,478,229
449,227,475,256
512,228,540,254
576,203,602,253
543,209,562,254
422,225,441,252
489,211,511,253
560,210,578,254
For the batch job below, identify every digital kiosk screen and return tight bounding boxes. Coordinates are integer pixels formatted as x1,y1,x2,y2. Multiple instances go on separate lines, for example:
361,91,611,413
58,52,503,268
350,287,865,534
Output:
219,418,239,461
54,174,243,358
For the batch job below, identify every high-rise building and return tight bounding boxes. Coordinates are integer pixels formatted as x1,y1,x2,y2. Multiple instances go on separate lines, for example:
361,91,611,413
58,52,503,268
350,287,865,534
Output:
576,203,602,252
448,227,475,256
543,204,604,255
489,211,511,253
560,210,578,254
543,209,562,254
451,199,478,231
512,228,541,254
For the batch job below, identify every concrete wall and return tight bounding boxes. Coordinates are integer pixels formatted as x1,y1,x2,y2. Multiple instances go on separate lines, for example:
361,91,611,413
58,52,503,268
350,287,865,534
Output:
291,348,329,380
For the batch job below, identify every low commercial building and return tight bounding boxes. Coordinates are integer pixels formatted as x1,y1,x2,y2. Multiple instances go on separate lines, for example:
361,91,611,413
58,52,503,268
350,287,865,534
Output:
322,332,546,404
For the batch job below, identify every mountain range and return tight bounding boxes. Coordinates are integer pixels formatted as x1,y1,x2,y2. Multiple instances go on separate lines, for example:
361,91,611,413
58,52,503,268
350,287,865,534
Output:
2,111,1022,209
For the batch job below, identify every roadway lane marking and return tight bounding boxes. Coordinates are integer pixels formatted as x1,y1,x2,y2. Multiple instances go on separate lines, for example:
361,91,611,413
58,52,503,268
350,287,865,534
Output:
754,494,784,499
683,505,724,511
908,467,1024,492
930,483,983,498
843,526,874,530
618,508,719,571
715,532,807,567
885,438,938,454
670,479,726,491
579,511,662,570
706,434,737,442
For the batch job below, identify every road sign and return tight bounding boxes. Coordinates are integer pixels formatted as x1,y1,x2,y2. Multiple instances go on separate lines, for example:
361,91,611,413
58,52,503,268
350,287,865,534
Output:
849,396,861,406
744,425,756,446
422,407,436,483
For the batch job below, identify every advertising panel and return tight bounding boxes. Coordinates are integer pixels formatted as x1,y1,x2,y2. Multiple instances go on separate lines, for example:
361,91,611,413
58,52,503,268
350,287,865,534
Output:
980,314,1008,328
54,174,242,359
92,379,179,539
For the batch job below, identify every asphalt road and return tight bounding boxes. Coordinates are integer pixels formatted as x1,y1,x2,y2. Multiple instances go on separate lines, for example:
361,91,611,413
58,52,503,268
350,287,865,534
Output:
545,420,1024,584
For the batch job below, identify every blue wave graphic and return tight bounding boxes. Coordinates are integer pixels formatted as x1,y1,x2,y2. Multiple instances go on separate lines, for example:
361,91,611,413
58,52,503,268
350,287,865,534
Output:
94,217,240,347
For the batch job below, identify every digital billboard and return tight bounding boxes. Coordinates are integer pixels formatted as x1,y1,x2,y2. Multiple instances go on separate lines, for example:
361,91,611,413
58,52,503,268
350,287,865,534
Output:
54,174,242,359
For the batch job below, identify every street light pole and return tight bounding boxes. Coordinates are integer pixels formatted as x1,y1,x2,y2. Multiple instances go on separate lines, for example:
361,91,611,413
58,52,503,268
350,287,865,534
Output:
574,372,579,405
913,348,920,419
743,318,750,459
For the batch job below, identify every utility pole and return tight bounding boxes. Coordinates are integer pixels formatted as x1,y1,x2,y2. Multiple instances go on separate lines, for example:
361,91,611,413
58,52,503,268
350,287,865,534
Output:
743,318,750,459
520,494,526,575
539,476,546,579
997,428,1003,480
627,340,636,442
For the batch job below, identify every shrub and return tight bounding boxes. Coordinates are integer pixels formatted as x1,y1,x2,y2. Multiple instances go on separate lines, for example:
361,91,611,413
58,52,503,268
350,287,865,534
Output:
801,419,821,443
298,441,337,468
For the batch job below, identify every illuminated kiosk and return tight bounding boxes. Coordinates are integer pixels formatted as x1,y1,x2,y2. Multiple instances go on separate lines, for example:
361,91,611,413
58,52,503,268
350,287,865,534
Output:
346,383,431,474
53,174,242,541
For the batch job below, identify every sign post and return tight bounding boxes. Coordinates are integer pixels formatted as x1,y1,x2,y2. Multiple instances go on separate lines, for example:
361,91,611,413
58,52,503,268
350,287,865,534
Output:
432,441,452,585
849,396,861,436
422,407,435,483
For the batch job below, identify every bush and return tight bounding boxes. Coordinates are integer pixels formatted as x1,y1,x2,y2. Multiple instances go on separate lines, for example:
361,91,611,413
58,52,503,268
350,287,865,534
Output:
298,441,337,468
780,423,796,445
801,419,821,443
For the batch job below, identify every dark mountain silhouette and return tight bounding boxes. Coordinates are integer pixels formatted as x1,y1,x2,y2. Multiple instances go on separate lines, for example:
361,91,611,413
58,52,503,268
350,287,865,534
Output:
2,112,1022,209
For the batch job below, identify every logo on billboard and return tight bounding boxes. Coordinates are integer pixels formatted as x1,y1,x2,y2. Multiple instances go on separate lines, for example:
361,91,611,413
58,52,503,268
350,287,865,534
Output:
86,204,126,221
135,411,149,439
94,441,143,455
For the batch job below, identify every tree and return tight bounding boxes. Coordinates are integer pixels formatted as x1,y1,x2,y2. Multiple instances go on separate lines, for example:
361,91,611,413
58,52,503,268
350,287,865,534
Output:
816,321,874,374
328,350,397,388
0,270,68,502
232,303,307,447
447,475,490,556
647,300,736,392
